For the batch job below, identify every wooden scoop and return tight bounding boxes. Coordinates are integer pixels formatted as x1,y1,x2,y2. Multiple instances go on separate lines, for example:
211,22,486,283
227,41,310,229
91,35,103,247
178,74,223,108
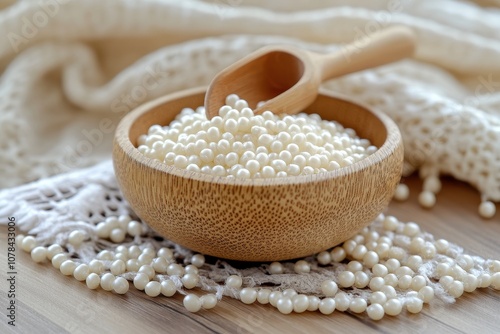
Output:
205,26,416,119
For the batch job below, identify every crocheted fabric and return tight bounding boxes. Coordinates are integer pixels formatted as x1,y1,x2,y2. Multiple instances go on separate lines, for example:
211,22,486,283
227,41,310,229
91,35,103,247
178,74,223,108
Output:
0,161,498,305
0,0,500,214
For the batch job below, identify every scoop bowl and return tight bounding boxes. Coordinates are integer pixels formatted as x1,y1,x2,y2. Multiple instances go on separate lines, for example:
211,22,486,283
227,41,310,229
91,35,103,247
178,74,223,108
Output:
113,87,403,261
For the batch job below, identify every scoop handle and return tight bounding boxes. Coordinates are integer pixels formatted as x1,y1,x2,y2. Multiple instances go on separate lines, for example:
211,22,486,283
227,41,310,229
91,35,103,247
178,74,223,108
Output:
317,26,416,81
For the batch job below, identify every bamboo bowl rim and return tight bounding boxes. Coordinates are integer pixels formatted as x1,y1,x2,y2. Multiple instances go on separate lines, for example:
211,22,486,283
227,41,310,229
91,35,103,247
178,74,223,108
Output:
114,86,402,188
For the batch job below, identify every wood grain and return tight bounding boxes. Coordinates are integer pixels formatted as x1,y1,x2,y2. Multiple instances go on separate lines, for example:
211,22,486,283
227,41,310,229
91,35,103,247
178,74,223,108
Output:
204,26,415,118
113,87,403,261
1,176,500,334
0,177,500,334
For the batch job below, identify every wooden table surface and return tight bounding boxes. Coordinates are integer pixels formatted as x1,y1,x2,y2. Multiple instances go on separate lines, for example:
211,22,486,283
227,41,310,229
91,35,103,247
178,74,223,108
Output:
1,175,499,334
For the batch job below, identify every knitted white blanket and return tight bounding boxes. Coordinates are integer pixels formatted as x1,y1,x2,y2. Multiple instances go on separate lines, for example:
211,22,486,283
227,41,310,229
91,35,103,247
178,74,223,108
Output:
1,0,500,195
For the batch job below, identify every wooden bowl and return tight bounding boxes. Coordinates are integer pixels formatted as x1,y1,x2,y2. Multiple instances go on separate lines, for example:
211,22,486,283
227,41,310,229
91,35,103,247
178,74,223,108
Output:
113,87,403,261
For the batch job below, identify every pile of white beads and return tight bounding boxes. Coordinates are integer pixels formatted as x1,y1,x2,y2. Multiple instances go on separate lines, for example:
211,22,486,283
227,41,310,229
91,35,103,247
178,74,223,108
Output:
137,94,376,178
19,213,500,319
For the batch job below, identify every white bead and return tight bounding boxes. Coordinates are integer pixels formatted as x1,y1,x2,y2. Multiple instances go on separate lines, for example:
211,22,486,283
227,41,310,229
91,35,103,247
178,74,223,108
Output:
51,253,68,269
490,260,500,272
21,236,37,252
317,251,332,265
157,247,174,260
420,244,437,259
369,291,387,305
60,260,77,276
161,279,177,297
338,271,355,288
478,273,492,288
411,275,426,291
347,260,363,272
73,264,90,281
277,297,293,314
384,299,402,316
182,273,199,289
406,297,423,314
448,280,464,298
352,245,367,260
269,262,283,275
282,289,297,299
294,260,310,274
383,216,399,231
292,294,309,313
152,257,168,274
369,277,385,291
113,277,129,294
418,191,436,208
240,288,257,304
403,222,420,237
307,296,321,311
226,275,243,289
110,228,126,243
395,266,414,278
185,265,199,275
330,247,346,262
439,275,454,289
184,294,202,312
47,244,63,260
398,275,413,290
128,246,141,259
388,247,405,261
100,273,115,291
89,259,105,274
68,230,85,246
435,239,449,253
363,251,379,268
490,273,500,290
479,201,496,219
31,246,47,263
318,298,336,315
349,297,367,313
354,271,370,288
393,183,409,201
385,258,400,273
269,291,283,307
145,281,161,297
321,280,338,297
257,289,271,304
367,304,385,320
406,255,423,271
127,221,143,237
334,292,350,311
384,273,398,287
86,273,101,289
381,285,397,299
134,273,150,290
191,254,205,267
166,263,184,276
457,254,474,271
110,260,126,276
372,264,388,277
418,286,435,303
201,294,218,309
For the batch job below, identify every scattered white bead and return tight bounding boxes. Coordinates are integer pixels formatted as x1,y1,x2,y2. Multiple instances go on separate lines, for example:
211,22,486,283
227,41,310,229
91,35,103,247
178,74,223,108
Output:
226,275,243,289
100,273,115,291
110,260,126,276
113,277,130,294
369,291,387,305
240,288,257,304
406,297,423,314
51,253,68,269
292,294,309,313
418,191,436,208
31,246,47,263
384,299,402,316
317,251,332,265
367,303,385,320
161,279,177,297
184,294,202,313
60,260,77,276
277,297,294,314
21,236,37,252
86,273,101,290
479,201,496,219
338,271,355,288
68,230,85,246
201,294,218,309
191,254,205,267
393,183,409,201
349,297,367,313
321,280,338,297
294,260,310,274
73,264,90,281
145,281,161,297
134,273,150,290
318,298,336,315
182,273,199,289
47,244,63,260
